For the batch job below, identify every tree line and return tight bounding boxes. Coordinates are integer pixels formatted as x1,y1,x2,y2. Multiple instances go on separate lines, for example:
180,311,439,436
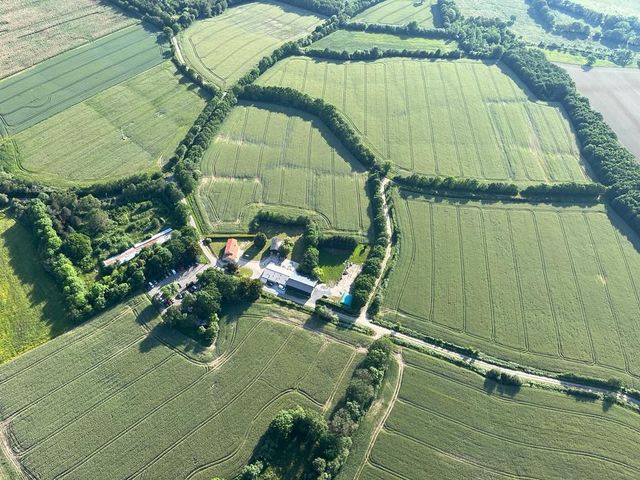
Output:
238,337,393,479
527,0,592,38
502,47,640,236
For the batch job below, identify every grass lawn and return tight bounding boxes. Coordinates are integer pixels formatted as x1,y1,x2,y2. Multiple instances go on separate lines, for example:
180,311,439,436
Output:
571,0,640,18
0,0,136,79
357,347,640,479
310,30,458,53
382,191,640,387
354,0,440,28
0,24,167,134
258,57,588,183
543,48,620,67
0,296,366,480
177,1,322,88
9,62,207,186
318,248,351,282
0,214,69,364
194,102,371,238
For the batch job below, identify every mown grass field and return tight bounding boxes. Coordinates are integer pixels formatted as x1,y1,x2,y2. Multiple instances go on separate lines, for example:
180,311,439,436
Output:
177,1,322,88
572,0,640,17
0,24,167,134
194,102,371,237
9,62,206,185
258,57,587,183
310,30,458,53
0,0,135,79
0,296,366,480
357,348,640,480
0,214,69,364
382,192,640,386
354,0,440,27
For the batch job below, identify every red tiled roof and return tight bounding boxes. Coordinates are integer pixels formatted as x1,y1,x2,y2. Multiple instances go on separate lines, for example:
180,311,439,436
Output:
224,238,239,262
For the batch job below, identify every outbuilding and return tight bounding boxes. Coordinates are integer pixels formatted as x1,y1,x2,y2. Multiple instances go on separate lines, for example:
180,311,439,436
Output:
223,238,239,264
260,263,292,287
270,237,284,255
286,272,317,298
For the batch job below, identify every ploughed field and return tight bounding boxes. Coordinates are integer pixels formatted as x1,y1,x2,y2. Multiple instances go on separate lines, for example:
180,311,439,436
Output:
310,30,458,53
0,296,364,480
194,102,371,237
0,215,69,364
562,63,640,161
177,1,322,88
0,0,135,79
382,191,640,387
3,62,206,185
358,348,640,480
257,57,588,183
354,0,440,27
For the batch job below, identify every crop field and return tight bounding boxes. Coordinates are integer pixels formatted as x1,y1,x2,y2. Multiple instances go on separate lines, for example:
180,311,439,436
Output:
177,1,322,88
357,348,640,480
194,103,371,237
9,62,206,186
0,215,69,365
354,0,440,28
382,192,640,386
0,25,167,134
258,57,587,183
562,63,640,160
0,296,365,480
0,0,135,79
310,30,458,53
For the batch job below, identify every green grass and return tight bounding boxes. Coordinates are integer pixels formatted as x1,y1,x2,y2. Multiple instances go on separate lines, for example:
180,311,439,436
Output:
193,102,372,237
177,1,322,88
358,347,640,480
382,191,640,387
0,214,69,364
0,296,364,480
354,0,440,27
0,24,167,134
570,0,640,18
258,57,587,183
7,62,207,186
310,30,458,53
318,248,352,282
542,48,621,67
0,0,136,79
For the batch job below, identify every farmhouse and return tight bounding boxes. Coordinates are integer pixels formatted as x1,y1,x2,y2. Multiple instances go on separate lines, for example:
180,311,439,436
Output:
269,237,283,255
223,238,239,264
286,272,317,298
260,263,292,286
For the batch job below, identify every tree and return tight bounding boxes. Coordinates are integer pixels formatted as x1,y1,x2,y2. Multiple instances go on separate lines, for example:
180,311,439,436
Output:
85,209,112,234
254,232,267,248
278,239,293,258
63,232,92,262
298,247,319,275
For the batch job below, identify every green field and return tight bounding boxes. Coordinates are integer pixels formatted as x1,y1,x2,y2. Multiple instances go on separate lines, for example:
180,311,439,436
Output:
382,192,640,386
356,348,640,479
0,24,166,134
0,296,366,480
194,102,371,237
571,0,640,18
0,0,135,79
258,57,587,183
177,1,322,88
310,30,458,53
7,62,206,185
543,48,621,67
354,0,440,27
0,215,69,364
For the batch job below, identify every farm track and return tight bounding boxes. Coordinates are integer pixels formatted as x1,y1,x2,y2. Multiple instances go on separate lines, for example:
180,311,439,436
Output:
456,208,468,334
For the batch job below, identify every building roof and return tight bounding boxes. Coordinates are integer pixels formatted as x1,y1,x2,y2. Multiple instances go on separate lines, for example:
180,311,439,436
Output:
103,228,173,267
270,237,284,251
223,238,239,263
260,264,292,285
286,272,318,294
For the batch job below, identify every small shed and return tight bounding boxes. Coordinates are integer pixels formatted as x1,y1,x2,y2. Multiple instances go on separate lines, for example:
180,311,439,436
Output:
270,237,284,254
286,272,317,298
223,238,239,264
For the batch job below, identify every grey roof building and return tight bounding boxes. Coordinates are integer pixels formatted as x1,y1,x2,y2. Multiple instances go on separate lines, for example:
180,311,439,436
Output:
286,272,317,297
